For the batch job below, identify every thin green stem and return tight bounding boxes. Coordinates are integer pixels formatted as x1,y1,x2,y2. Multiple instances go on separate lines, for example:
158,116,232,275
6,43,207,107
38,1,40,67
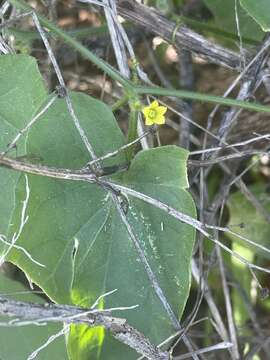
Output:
135,86,270,114
8,23,133,42
9,0,134,92
111,95,129,112
126,109,138,162
8,24,109,41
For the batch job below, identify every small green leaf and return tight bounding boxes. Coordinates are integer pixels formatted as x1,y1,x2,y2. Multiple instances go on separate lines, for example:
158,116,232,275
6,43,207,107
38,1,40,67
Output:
240,0,270,31
0,272,68,359
155,0,174,14
227,184,270,259
203,0,264,41
231,241,254,327
226,185,270,329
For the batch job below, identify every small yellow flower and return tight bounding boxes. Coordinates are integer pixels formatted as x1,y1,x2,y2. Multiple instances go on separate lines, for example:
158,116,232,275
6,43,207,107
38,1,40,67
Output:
142,100,167,126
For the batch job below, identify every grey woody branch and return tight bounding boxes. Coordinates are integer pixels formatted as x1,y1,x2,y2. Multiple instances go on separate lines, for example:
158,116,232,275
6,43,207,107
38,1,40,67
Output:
0,296,169,360
0,155,97,182
116,0,241,69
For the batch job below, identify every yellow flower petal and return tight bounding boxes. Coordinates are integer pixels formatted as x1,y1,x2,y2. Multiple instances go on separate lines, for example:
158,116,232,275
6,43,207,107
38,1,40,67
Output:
142,107,151,117
150,100,159,108
154,115,165,125
157,106,167,115
145,117,154,126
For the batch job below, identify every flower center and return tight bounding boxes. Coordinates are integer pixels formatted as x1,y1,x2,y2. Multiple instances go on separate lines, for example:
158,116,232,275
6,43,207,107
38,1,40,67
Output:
148,109,157,119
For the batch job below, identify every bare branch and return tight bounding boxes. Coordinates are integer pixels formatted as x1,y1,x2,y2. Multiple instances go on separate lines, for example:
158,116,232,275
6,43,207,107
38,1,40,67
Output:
116,0,241,69
1,155,269,274
0,296,169,360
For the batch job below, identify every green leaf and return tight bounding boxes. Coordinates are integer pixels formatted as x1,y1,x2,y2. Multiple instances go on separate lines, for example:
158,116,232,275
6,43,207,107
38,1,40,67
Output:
0,271,68,359
0,55,196,358
231,241,254,327
4,91,127,303
8,145,195,358
240,0,270,31
203,0,264,41
226,185,270,329
227,184,270,259
155,0,174,14
68,146,196,358
0,54,47,238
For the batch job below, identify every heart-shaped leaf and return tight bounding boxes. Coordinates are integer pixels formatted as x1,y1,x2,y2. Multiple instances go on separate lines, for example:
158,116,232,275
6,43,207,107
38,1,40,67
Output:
0,55,196,359
240,0,270,31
